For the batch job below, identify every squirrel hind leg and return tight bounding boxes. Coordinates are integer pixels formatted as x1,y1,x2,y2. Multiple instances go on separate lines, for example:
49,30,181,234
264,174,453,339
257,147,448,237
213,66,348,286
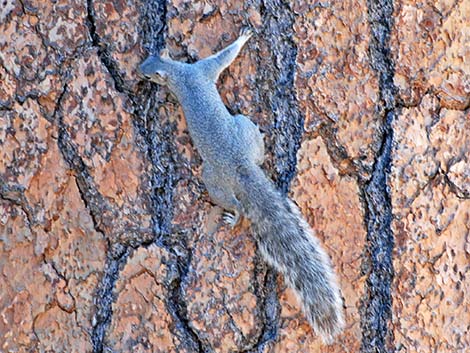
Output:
202,162,242,226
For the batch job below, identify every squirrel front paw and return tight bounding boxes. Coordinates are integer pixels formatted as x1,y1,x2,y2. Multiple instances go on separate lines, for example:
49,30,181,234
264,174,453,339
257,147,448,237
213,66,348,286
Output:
159,48,171,59
240,27,253,40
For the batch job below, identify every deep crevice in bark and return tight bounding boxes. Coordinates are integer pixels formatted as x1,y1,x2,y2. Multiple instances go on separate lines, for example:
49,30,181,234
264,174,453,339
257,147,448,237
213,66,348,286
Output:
443,172,470,200
135,1,205,351
0,181,35,226
85,0,197,350
245,269,280,353
55,84,112,237
317,123,361,178
133,90,205,351
360,0,397,352
85,0,129,94
166,247,205,353
53,75,125,353
91,248,131,353
359,111,394,353
139,0,168,54
254,0,304,193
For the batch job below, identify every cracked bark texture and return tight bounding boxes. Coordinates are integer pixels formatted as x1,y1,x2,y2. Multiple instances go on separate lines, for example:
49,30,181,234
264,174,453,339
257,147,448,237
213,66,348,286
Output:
0,0,468,352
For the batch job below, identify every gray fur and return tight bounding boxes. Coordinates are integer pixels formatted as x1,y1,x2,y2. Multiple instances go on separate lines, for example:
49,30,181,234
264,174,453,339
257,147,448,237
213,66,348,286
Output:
139,28,345,343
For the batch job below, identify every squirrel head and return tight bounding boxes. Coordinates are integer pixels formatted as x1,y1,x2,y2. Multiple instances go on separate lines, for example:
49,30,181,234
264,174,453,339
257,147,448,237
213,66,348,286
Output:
139,54,172,86
139,50,193,96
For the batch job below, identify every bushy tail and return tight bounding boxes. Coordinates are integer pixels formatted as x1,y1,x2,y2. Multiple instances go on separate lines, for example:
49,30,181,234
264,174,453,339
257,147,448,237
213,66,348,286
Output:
235,165,345,343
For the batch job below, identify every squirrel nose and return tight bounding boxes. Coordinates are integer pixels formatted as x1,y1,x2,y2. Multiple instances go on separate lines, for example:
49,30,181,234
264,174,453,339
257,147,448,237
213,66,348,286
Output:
137,64,152,80
139,55,159,75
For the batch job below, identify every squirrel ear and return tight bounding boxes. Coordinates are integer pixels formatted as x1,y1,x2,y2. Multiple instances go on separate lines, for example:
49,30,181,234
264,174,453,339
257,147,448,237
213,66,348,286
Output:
160,48,171,59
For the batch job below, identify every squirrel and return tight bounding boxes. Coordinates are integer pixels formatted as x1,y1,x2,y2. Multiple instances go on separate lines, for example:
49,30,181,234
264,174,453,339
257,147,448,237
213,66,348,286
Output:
139,28,345,343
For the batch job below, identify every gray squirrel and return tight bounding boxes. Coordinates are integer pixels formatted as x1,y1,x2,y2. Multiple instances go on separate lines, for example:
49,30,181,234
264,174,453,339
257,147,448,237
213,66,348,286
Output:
139,28,345,343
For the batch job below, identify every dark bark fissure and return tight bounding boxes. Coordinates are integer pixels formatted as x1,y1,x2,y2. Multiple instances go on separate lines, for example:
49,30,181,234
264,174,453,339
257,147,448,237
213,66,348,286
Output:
134,89,205,351
166,245,205,353
83,0,199,350
56,101,112,236
242,1,305,351
54,80,120,352
255,0,304,194
52,74,125,353
53,80,100,232
317,123,361,177
134,90,204,353
244,269,280,353
85,0,128,94
443,172,470,200
139,0,168,55
360,0,397,352
136,0,206,352
91,249,131,353
0,181,35,226
39,1,163,352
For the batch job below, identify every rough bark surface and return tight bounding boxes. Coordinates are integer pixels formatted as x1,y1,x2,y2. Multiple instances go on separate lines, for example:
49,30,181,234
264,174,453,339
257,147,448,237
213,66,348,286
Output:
0,0,468,352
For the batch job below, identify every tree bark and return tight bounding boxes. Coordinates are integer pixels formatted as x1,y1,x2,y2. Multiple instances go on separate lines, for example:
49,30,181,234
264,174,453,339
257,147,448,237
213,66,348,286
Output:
0,0,469,352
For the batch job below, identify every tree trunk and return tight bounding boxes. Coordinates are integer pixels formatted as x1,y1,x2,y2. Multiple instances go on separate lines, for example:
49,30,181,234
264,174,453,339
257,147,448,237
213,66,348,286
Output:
1,0,468,352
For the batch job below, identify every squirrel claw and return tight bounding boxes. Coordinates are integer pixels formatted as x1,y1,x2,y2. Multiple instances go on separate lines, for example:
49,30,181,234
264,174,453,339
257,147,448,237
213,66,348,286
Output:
160,48,171,59
222,211,239,228
240,27,253,39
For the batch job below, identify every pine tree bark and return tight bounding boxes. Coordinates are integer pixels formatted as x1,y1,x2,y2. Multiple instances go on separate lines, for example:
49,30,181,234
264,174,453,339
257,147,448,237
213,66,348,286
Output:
1,0,468,352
